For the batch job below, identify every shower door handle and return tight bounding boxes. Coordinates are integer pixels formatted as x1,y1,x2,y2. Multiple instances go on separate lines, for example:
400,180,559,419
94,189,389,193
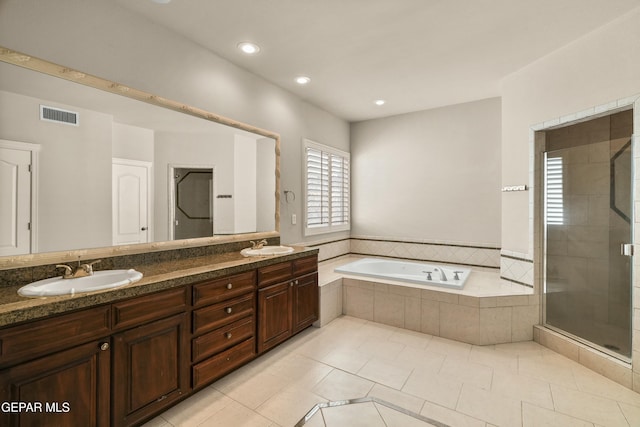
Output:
621,244,635,256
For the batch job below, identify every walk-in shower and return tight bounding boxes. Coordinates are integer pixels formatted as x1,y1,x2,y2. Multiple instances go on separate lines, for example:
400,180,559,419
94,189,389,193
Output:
542,109,633,359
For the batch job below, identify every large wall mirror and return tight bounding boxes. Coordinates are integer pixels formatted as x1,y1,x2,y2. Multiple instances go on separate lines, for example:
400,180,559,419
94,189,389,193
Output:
0,46,280,266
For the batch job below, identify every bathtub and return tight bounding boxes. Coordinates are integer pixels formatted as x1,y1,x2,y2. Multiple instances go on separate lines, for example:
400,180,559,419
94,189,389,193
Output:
334,258,470,289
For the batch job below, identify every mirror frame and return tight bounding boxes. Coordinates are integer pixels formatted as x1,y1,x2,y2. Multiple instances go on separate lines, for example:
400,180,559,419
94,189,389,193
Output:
0,46,280,269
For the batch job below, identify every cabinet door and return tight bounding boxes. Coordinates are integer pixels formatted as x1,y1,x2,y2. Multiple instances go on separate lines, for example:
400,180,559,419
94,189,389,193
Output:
293,272,319,333
112,313,189,427
0,339,110,427
257,281,292,354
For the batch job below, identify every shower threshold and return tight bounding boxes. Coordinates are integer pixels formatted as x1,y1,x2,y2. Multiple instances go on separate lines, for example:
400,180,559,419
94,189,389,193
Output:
542,323,631,363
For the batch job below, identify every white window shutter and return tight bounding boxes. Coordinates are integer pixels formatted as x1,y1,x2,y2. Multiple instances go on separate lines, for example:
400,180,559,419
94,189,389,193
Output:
304,140,350,235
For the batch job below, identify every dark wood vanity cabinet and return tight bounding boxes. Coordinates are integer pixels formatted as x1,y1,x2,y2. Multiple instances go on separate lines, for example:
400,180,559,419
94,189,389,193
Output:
0,339,111,427
111,288,190,427
0,252,318,426
0,306,112,427
191,271,257,389
0,288,189,427
258,281,294,353
293,271,319,333
257,255,319,354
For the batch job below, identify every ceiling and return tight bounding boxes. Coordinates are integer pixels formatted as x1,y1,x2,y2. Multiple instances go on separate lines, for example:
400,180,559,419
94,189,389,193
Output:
115,0,640,122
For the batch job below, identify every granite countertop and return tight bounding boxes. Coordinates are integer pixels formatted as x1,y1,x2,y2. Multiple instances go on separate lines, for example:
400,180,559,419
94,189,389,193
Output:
0,246,318,328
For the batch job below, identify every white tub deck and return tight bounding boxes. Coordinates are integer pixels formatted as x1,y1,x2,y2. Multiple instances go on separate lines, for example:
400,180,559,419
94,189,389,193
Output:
320,255,532,297
317,255,537,346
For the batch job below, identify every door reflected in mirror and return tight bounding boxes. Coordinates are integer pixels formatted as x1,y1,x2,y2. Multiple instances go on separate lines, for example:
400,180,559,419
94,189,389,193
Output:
173,168,214,240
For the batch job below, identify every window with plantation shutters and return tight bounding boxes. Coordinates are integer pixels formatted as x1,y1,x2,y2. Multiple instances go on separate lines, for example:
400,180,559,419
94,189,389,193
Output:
545,155,564,225
304,139,350,235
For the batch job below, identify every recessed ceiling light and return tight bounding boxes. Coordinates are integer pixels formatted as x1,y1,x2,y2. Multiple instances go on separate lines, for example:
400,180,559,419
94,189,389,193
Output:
151,0,171,4
295,76,311,85
374,99,386,106
237,42,261,55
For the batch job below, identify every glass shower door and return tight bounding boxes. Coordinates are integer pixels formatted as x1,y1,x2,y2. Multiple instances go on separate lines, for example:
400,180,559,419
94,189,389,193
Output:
543,122,632,359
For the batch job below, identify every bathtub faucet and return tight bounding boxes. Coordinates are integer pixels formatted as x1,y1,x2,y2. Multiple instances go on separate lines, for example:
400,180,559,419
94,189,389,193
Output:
433,267,448,282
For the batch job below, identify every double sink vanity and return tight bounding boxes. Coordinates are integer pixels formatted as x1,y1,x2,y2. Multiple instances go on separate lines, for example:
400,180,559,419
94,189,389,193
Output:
0,245,318,426
0,46,316,426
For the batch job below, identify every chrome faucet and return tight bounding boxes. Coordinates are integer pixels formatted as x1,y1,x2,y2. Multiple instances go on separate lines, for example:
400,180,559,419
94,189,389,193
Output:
56,259,101,279
433,267,448,281
250,239,268,249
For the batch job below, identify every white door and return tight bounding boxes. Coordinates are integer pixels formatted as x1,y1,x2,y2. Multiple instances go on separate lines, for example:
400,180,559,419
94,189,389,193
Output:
112,159,151,245
0,147,31,256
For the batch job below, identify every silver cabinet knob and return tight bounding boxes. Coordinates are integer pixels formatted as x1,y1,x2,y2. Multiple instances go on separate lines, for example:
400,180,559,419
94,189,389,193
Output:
100,342,110,351
225,307,233,314
225,332,232,339
226,283,233,290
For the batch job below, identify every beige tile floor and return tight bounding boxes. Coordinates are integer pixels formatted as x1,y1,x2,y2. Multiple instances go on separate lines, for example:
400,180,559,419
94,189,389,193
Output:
143,316,640,427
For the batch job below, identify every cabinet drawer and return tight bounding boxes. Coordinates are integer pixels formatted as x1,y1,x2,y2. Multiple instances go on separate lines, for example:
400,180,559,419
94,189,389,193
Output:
257,261,292,287
192,271,256,307
112,287,187,331
0,305,111,366
192,293,254,335
192,316,254,363
192,338,255,389
293,255,318,277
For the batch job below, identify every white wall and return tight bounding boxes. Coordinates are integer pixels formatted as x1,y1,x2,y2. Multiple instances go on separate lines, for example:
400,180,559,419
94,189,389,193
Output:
112,123,154,162
350,98,502,246
0,0,350,245
501,6,640,255
0,90,112,252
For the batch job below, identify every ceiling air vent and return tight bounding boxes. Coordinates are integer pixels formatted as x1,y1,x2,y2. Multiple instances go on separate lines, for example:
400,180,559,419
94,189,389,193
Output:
40,105,79,126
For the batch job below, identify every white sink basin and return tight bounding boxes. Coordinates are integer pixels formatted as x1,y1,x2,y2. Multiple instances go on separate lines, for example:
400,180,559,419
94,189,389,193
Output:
18,269,143,297
240,245,294,257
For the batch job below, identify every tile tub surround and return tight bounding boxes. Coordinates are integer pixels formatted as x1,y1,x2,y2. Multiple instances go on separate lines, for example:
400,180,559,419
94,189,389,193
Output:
318,256,537,345
350,237,501,268
143,315,640,427
296,236,501,268
500,253,534,287
303,237,351,262
0,244,316,327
